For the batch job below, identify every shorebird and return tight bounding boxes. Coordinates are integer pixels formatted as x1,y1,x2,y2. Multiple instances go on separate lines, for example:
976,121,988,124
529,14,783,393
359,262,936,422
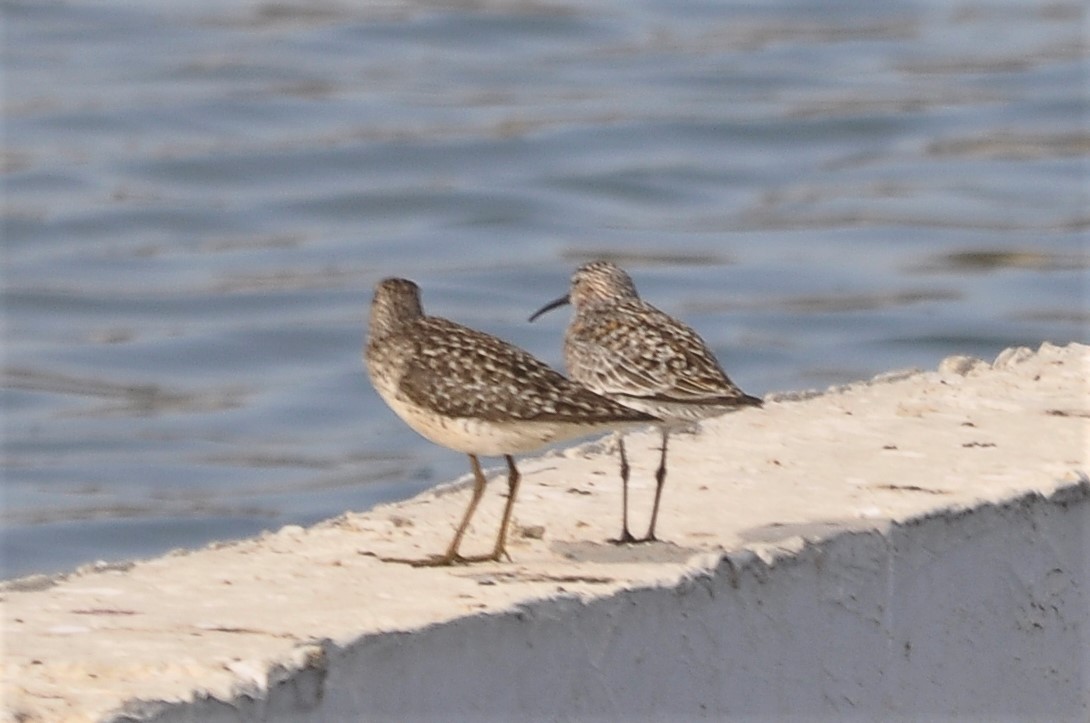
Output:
530,261,762,543
365,277,658,566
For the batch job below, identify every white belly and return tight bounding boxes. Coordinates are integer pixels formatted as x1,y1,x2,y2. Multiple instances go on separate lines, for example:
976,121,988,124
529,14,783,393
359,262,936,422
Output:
372,382,615,456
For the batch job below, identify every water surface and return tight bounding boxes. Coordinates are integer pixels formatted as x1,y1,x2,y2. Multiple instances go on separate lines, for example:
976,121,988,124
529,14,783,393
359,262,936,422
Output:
4,0,1087,578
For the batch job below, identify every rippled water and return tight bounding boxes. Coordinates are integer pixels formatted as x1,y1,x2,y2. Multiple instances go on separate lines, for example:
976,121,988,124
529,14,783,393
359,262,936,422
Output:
4,0,1087,578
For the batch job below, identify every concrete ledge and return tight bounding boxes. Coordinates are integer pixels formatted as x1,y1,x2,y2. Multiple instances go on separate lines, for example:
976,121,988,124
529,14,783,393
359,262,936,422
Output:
4,342,1088,722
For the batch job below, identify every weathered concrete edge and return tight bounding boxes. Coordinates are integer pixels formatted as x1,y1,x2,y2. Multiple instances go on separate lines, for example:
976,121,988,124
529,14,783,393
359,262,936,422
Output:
0,351,990,596
3,342,1056,601
105,473,1090,722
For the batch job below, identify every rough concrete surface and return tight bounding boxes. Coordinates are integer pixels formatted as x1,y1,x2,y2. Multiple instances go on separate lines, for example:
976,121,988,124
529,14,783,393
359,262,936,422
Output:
2,342,1087,722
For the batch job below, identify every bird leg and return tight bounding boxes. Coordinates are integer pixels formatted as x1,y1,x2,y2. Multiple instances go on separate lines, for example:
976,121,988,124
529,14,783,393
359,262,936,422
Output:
609,436,637,544
482,455,521,562
641,429,670,543
382,453,490,567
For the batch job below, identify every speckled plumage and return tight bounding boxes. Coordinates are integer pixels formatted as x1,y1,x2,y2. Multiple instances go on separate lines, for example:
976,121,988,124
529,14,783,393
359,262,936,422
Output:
366,277,657,566
561,261,761,415
531,261,762,543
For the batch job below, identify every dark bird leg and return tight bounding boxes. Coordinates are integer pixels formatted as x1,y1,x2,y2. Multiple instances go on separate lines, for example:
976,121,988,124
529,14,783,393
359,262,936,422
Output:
641,429,670,543
610,436,637,544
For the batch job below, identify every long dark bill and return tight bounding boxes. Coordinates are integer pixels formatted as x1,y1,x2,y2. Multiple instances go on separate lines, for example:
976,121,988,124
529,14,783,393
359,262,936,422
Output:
528,294,571,322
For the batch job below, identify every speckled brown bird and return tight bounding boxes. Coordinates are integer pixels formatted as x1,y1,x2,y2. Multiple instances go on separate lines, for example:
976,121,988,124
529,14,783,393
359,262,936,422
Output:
530,261,762,543
366,277,658,566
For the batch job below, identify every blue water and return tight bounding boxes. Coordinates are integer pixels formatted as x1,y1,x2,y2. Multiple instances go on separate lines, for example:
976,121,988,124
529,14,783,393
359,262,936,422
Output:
4,0,1087,579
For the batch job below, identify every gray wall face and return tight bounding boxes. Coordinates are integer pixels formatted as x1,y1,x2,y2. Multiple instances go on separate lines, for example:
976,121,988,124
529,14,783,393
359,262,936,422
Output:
126,482,1088,722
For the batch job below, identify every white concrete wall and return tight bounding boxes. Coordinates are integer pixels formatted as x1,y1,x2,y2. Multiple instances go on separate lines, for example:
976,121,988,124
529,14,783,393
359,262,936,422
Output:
117,479,1089,722
9,344,1085,722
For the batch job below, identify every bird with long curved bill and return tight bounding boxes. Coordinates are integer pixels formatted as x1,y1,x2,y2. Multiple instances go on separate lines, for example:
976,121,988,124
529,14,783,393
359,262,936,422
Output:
530,261,762,544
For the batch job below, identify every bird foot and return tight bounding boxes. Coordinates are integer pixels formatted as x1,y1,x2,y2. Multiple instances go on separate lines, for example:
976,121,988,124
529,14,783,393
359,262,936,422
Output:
463,550,510,564
379,550,510,567
608,531,639,545
378,553,467,567
609,533,662,545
